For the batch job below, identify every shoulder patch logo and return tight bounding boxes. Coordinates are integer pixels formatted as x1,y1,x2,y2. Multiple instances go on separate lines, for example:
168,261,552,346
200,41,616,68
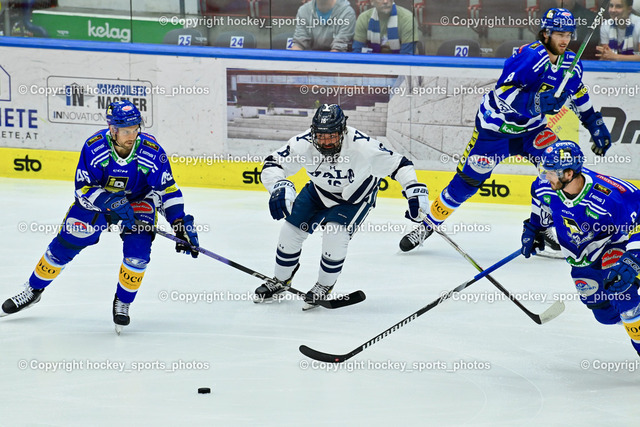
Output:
142,140,159,151
593,183,611,196
596,175,626,193
87,133,104,147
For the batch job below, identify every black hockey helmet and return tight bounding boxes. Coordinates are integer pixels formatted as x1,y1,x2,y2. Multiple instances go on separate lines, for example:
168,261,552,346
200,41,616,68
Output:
310,104,348,156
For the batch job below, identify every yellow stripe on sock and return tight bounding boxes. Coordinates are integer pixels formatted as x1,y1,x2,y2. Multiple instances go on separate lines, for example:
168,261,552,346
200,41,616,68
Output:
119,263,145,291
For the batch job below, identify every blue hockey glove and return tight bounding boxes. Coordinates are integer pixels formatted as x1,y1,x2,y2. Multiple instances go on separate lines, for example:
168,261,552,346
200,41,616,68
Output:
583,111,611,156
172,214,199,258
527,90,569,117
604,251,640,294
94,191,135,230
403,183,429,223
269,180,296,220
521,219,545,258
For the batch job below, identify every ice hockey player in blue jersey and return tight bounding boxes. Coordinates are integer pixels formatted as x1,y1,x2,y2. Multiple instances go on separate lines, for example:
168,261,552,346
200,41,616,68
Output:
255,104,428,310
400,7,612,252
521,140,640,356
0,100,199,334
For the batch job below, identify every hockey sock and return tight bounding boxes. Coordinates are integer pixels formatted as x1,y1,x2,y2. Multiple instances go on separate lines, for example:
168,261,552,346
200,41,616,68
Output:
274,222,308,281
430,174,481,225
29,251,64,289
622,311,640,349
28,238,80,289
317,223,349,287
116,261,146,304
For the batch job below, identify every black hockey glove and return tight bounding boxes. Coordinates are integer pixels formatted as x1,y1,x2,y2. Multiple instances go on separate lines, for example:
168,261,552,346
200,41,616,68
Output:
172,215,199,258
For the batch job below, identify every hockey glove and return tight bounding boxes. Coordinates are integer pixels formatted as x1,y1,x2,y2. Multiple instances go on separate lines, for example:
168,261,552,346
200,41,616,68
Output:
521,219,545,258
583,111,611,156
527,90,569,117
269,180,296,220
94,191,135,230
604,251,640,294
172,214,199,258
403,183,429,223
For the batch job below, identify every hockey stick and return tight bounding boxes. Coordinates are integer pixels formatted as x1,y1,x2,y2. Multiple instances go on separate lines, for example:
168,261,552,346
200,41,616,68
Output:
299,249,521,363
554,0,609,97
423,217,565,325
153,226,365,309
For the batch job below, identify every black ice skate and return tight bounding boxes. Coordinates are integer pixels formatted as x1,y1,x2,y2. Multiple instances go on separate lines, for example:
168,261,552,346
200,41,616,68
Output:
0,283,44,317
537,227,564,259
112,294,131,335
302,282,335,311
399,223,434,252
254,264,300,303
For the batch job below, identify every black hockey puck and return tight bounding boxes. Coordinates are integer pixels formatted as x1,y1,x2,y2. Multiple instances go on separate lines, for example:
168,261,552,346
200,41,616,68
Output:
198,387,211,394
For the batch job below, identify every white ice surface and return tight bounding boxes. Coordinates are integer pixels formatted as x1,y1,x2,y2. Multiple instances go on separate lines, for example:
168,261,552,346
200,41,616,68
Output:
0,178,638,426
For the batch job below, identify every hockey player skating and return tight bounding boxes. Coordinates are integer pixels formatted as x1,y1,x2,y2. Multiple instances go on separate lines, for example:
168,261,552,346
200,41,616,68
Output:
0,100,199,334
400,7,611,252
521,140,640,356
255,104,428,310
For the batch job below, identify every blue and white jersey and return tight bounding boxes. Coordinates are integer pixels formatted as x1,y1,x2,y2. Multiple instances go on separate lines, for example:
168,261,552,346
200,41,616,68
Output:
478,41,595,135
529,168,640,267
261,126,418,208
74,129,185,224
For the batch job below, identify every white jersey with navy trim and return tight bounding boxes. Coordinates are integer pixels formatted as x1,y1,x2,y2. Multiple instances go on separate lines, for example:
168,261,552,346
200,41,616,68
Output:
261,126,418,207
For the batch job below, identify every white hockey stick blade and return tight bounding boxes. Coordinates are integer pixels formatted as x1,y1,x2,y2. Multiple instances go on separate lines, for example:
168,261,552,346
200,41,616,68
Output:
536,250,565,259
539,300,565,324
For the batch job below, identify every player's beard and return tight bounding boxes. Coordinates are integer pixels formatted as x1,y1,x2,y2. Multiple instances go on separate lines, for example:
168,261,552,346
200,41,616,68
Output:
545,38,567,57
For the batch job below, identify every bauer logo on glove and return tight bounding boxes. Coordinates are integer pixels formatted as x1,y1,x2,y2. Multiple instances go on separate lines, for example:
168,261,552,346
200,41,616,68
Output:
403,183,429,223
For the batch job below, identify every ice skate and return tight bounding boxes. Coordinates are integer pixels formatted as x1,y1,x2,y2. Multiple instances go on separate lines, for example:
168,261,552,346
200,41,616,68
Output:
399,223,434,252
302,282,335,311
537,227,564,259
254,264,299,303
0,283,44,317
112,294,130,335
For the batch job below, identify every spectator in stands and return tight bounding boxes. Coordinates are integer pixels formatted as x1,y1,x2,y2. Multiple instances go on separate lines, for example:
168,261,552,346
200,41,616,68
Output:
596,0,640,60
290,0,356,52
554,0,600,44
352,0,421,54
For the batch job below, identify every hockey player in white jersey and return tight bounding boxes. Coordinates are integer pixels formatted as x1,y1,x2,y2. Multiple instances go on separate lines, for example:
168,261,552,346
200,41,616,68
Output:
255,104,429,310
